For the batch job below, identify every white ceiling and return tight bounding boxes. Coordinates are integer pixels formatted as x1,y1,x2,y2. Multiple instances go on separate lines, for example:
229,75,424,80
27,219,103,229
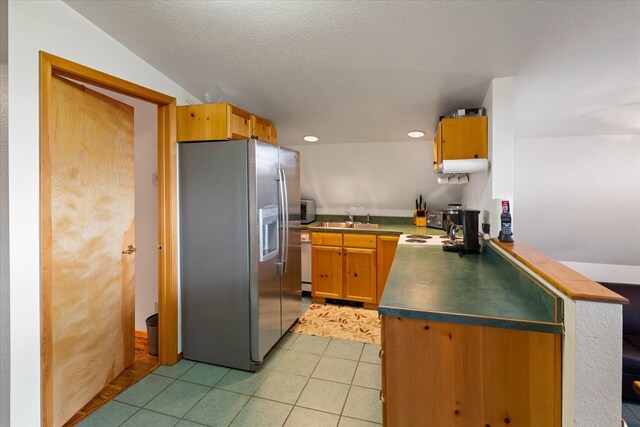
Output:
64,0,640,145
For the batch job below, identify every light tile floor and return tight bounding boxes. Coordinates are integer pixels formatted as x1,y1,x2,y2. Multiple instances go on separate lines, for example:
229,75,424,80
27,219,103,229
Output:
79,333,382,427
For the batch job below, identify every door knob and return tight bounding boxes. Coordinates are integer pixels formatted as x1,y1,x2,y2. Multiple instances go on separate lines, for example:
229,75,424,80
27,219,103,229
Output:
122,245,137,255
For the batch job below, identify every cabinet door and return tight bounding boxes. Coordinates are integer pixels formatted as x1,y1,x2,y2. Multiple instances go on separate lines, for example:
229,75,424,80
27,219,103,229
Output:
227,104,251,140
441,116,487,160
177,103,228,141
251,114,272,143
377,235,399,303
312,245,343,299
270,125,278,145
344,247,376,303
433,121,442,170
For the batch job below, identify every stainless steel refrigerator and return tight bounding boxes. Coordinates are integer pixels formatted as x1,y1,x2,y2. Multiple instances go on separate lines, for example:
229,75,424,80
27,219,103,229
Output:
179,140,301,371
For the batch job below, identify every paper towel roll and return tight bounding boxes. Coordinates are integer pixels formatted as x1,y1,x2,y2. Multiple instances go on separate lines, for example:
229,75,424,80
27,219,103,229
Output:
441,159,489,174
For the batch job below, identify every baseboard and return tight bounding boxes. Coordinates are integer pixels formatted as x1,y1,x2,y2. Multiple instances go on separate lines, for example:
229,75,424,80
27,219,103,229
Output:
135,330,148,339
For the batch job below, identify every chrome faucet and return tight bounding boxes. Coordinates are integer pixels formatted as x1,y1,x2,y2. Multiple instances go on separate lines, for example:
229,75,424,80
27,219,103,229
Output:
345,210,354,222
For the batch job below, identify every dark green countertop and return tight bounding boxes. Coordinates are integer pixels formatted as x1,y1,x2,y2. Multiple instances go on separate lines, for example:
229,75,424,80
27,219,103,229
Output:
378,243,564,334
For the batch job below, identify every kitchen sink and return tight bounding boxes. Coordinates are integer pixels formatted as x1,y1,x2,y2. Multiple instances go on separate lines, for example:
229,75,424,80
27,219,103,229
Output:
315,222,381,230
317,222,350,228
351,223,382,230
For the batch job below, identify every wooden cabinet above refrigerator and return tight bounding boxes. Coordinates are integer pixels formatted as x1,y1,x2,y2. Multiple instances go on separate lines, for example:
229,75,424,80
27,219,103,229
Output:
177,102,277,144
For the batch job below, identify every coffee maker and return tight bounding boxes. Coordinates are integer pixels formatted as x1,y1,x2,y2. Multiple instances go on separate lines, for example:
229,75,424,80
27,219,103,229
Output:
443,209,481,254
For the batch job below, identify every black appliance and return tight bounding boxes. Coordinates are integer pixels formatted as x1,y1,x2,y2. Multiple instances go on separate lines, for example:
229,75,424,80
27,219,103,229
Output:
443,210,481,254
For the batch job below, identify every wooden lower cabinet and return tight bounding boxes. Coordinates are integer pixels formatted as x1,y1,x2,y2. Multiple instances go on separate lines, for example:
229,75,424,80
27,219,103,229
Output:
376,235,399,303
311,245,343,299
311,232,379,303
343,247,376,303
381,316,561,426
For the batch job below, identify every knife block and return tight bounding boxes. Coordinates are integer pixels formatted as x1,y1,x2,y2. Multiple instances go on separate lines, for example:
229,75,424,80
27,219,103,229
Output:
413,210,427,227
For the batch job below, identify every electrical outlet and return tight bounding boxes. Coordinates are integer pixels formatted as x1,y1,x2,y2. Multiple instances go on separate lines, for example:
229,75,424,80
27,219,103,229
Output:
152,171,158,187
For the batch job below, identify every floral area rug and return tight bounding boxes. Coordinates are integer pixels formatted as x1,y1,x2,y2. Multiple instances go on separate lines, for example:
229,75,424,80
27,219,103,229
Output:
292,303,381,344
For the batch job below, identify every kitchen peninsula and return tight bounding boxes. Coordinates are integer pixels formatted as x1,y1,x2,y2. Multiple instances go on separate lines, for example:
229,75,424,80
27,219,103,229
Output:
303,217,627,426
378,238,627,427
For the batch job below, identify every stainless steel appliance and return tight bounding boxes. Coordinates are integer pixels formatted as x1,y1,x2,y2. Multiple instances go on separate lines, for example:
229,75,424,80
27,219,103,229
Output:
301,230,311,292
179,140,301,371
442,209,481,254
427,210,457,230
427,211,444,229
301,199,316,224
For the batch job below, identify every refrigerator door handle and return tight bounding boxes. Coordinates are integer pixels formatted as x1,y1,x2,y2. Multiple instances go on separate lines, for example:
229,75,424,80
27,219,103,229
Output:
281,168,289,274
276,168,286,275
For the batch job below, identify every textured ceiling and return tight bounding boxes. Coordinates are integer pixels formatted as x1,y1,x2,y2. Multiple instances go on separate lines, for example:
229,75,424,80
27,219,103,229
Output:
64,0,640,145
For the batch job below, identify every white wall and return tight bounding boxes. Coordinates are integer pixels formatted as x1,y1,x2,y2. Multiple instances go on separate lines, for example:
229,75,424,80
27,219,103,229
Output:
91,87,159,331
464,77,514,237
573,300,623,426
7,1,199,424
1,0,10,423
514,134,640,281
291,140,463,217
130,99,159,331
511,15,640,284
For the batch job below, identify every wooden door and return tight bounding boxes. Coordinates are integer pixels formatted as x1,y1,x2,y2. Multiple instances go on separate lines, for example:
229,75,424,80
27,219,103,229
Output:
311,245,343,299
50,75,135,426
343,247,376,303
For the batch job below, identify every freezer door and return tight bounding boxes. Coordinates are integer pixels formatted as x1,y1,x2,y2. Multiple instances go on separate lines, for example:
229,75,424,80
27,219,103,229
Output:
279,147,302,333
248,141,282,363
179,141,253,370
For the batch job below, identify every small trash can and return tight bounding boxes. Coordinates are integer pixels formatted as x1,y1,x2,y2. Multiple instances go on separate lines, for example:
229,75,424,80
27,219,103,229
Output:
145,313,159,356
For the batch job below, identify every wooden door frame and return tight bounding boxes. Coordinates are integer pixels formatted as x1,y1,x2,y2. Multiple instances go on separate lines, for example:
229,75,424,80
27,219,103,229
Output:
39,51,179,426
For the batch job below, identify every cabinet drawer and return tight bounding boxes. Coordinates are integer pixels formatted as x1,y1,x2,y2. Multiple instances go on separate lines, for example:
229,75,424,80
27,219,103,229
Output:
312,232,343,246
344,233,376,249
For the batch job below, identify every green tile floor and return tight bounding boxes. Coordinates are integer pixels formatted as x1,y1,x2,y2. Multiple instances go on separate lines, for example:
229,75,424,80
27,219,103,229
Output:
78,333,382,427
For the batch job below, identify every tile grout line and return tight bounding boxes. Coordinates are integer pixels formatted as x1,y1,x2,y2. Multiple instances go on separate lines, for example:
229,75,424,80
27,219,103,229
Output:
281,339,325,426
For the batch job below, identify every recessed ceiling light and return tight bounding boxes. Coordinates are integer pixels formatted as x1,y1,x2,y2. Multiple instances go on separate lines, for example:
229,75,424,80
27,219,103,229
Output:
304,136,319,142
408,130,425,138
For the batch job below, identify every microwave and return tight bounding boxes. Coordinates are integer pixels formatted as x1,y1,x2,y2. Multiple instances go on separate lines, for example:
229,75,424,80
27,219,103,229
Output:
301,199,316,224
427,210,452,230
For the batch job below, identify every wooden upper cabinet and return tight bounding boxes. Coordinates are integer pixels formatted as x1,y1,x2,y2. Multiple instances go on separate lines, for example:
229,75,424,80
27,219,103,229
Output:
228,105,252,140
433,116,487,166
433,121,442,170
176,102,252,142
251,114,276,145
